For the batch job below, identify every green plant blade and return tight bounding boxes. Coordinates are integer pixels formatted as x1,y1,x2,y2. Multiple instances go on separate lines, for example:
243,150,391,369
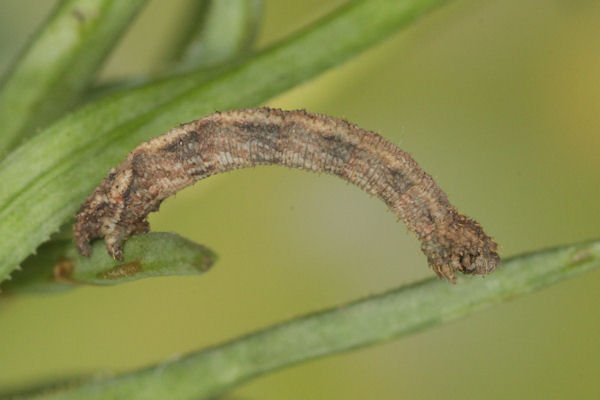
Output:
171,0,263,71
0,0,451,283
87,0,263,101
0,0,148,154
1,232,215,295
4,240,598,400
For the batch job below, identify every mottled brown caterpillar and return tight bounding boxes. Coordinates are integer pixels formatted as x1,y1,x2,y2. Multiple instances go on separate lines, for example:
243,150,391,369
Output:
74,107,500,281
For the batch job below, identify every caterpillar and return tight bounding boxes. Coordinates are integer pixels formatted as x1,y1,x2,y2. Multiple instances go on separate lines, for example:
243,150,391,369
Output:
74,107,500,282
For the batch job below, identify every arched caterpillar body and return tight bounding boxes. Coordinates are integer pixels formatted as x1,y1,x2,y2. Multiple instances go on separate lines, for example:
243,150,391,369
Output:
74,107,500,281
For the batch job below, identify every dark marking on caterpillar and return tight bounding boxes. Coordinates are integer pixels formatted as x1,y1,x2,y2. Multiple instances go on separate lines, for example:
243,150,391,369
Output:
74,107,500,282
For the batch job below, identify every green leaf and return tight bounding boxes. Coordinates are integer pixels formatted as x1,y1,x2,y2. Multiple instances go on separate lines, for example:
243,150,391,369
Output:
0,0,451,283
0,0,148,154
1,232,215,295
87,0,263,101
169,0,263,71
4,240,598,400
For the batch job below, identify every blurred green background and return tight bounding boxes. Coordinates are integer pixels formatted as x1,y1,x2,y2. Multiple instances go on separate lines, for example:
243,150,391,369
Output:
1,0,599,398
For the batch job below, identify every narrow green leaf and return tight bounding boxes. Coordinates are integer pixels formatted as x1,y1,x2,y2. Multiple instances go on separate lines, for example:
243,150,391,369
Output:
0,0,451,283
159,0,210,65
1,232,215,295
0,0,148,154
4,240,598,400
85,0,263,102
169,0,263,71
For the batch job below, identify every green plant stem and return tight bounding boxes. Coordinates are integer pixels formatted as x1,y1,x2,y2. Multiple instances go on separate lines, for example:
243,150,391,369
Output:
0,0,148,154
1,232,215,295
0,0,451,283
5,240,599,400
